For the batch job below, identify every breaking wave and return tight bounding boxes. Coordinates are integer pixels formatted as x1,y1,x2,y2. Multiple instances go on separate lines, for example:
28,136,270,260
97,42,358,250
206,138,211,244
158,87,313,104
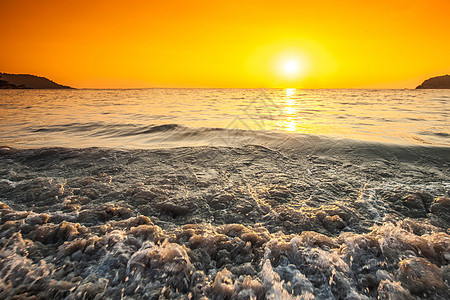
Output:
0,145,449,299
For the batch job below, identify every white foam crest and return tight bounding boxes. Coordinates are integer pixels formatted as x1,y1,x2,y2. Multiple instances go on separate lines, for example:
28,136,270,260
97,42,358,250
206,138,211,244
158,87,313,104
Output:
262,258,317,300
0,233,56,298
355,184,387,223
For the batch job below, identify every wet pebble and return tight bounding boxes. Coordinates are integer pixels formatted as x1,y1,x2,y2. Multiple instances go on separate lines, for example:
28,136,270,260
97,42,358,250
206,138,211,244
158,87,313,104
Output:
430,197,450,223
402,194,426,210
323,215,346,232
398,257,445,296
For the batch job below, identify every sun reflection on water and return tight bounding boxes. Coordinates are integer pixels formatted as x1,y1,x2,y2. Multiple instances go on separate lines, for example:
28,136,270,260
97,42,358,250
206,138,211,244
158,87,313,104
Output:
286,88,296,98
282,117,297,131
285,106,296,115
280,88,298,132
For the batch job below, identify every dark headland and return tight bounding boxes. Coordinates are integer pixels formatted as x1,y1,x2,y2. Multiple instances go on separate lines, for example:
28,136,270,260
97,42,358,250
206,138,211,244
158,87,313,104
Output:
416,74,450,89
0,72,72,89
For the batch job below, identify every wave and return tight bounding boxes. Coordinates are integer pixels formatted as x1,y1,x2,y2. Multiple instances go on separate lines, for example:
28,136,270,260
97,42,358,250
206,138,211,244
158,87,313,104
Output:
30,122,183,135
21,122,449,162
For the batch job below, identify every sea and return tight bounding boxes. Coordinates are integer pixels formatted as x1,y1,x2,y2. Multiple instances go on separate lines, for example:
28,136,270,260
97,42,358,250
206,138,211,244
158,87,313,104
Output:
0,88,449,299
0,88,449,148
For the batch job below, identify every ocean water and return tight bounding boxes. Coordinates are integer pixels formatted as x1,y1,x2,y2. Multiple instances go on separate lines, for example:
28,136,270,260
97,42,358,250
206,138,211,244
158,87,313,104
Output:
0,89,449,299
0,88,449,148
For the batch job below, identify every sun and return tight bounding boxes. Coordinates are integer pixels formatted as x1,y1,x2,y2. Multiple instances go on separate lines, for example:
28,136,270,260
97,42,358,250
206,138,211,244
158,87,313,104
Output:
279,56,307,79
272,52,310,84
283,60,299,75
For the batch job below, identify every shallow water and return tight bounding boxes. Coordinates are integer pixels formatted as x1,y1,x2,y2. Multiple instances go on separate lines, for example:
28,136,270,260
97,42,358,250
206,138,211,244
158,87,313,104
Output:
0,143,449,299
0,89,449,299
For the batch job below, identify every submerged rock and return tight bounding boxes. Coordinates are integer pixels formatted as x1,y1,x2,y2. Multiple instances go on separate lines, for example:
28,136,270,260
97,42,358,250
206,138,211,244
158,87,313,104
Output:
378,279,414,300
398,257,445,296
323,214,346,232
388,192,436,219
430,197,450,223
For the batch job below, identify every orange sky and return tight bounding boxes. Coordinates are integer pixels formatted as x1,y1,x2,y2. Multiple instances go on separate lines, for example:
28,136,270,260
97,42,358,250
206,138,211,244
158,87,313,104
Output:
1,0,449,89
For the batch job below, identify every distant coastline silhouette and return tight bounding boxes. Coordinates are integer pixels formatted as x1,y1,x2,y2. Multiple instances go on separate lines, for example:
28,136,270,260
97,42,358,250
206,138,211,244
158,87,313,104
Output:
416,74,450,89
0,72,72,89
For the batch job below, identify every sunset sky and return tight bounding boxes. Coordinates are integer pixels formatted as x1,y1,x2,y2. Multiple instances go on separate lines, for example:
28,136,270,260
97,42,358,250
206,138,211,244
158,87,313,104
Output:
1,0,449,89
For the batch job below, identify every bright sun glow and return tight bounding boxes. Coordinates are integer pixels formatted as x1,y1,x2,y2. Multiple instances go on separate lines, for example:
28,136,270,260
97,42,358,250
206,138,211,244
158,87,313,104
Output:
284,61,299,75
278,56,307,81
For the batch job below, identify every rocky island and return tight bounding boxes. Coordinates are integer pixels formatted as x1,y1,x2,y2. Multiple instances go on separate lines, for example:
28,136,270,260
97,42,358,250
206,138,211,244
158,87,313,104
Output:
0,72,72,89
416,74,450,89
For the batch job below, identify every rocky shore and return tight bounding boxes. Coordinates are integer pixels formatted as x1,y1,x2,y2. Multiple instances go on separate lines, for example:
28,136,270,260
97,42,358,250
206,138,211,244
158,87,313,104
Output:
0,145,448,299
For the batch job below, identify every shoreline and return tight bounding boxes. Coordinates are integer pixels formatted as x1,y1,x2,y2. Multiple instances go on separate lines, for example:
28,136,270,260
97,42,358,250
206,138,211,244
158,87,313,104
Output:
1,145,449,299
